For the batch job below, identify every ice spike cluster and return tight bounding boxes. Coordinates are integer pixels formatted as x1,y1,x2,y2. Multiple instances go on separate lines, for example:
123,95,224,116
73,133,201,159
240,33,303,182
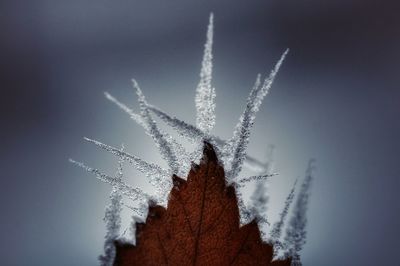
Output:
70,13,313,265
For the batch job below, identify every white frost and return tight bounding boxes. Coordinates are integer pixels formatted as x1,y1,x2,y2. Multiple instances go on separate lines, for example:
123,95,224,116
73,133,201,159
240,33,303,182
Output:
98,144,124,266
235,173,277,186
134,80,180,174
195,13,216,134
147,104,205,142
69,14,307,260
105,90,193,178
224,49,289,182
104,92,144,127
270,179,298,256
82,137,170,204
250,180,269,239
283,160,315,265
69,159,150,202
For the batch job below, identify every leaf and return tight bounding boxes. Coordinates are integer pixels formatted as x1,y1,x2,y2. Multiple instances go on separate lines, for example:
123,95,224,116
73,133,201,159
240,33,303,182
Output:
113,143,291,265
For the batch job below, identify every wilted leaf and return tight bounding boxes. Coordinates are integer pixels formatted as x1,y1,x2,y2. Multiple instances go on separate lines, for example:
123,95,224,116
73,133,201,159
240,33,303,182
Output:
114,142,291,266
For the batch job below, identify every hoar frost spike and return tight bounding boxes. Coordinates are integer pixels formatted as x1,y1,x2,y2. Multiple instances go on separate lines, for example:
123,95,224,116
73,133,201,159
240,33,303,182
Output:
195,13,216,134
249,144,275,241
146,103,268,171
224,48,289,182
283,160,315,265
70,13,313,266
68,159,150,202
134,80,180,175
250,179,269,240
104,91,193,178
98,144,124,266
270,179,298,256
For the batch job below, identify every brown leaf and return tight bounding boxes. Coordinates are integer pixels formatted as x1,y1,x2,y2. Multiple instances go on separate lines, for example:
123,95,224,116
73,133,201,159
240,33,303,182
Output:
114,142,291,266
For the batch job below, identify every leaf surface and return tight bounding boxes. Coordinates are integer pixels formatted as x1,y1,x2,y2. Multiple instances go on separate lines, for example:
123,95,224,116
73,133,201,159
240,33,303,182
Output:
114,143,291,266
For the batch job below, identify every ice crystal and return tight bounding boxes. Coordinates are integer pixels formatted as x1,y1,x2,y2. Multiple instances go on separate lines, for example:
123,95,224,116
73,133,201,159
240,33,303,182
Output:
233,183,254,225
236,173,277,185
83,138,169,183
105,86,193,179
124,203,149,220
104,92,144,127
195,13,216,134
250,181,269,239
283,160,315,265
224,48,289,182
70,13,314,263
98,144,124,266
69,159,150,202
147,101,271,172
134,80,181,174
270,179,298,255
248,145,275,240
71,12,288,222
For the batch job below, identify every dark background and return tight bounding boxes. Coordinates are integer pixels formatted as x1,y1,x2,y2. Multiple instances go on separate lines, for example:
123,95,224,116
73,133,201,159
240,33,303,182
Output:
1,1,399,265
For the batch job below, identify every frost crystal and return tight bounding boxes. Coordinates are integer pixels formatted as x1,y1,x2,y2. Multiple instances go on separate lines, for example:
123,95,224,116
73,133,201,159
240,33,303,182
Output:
98,145,124,266
69,159,150,202
105,90,193,178
83,137,170,184
250,181,269,238
270,179,298,255
147,95,271,172
283,160,315,265
104,92,144,127
81,137,170,204
69,14,314,262
248,145,275,241
224,49,289,182
134,80,180,174
195,13,216,134
233,183,253,225
236,173,277,185
147,104,205,143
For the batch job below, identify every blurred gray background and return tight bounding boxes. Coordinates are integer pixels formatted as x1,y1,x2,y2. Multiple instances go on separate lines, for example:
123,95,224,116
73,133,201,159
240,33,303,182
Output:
1,0,399,265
